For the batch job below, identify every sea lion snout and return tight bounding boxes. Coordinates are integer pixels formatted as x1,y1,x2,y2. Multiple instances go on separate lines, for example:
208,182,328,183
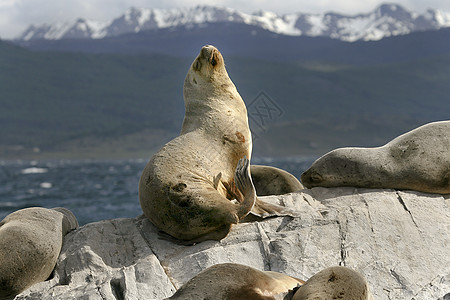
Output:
200,45,221,68
200,45,216,59
301,169,323,188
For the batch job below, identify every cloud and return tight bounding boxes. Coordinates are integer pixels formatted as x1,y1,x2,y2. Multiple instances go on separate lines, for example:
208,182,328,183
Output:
1,0,450,39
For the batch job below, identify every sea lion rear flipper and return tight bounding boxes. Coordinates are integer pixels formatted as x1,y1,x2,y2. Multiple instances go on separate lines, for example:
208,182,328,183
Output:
250,198,300,218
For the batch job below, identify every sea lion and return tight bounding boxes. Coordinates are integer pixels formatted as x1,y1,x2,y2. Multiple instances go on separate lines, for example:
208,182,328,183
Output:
0,207,78,300
166,263,305,300
251,165,303,196
139,45,296,243
292,266,373,300
301,121,450,194
166,264,373,300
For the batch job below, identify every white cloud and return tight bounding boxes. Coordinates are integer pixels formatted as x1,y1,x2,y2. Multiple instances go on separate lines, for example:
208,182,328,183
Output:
1,0,449,39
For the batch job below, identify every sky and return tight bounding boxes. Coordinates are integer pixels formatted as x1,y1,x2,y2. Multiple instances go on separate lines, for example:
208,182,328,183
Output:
1,0,450,39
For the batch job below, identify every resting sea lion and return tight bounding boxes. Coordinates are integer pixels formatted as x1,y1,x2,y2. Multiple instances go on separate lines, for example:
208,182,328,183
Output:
301,121,450,194
292,266,373,300
139,45,296,243
251,165,303,196
166,264,373,300
0,207,78,299
166,263,305,300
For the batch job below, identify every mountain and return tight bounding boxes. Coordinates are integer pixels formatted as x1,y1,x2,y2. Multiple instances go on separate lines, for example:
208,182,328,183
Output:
15,23,450,66
16,3,450,42
1,39,449,159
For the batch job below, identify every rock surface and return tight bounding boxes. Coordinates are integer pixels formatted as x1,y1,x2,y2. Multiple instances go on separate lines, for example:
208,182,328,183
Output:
15,188,450,300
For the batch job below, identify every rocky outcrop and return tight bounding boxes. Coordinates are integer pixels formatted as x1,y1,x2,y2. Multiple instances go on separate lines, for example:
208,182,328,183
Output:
15,188,450,300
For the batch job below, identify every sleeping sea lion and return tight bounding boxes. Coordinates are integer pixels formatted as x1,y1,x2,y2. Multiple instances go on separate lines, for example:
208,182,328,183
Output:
301,121,450,194
0,207,78,299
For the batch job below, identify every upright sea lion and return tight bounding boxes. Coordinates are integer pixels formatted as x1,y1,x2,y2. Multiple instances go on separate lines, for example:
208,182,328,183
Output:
166,263,305,300
0,207,78,300
139,45,296,243
301,121,450,194
292,266,373,300
251,165,303,196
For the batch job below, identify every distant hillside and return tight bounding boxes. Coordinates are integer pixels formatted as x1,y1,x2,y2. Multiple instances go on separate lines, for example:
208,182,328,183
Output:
0,40,449,159
16,24,450,65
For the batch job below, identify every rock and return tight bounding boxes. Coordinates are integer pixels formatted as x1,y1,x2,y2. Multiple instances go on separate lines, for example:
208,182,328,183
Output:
15,188,450,300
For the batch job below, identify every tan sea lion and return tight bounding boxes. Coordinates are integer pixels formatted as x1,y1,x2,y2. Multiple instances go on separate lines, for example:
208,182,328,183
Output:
292,266,373,300
166,263,305,300
301,121,450,194
0,207,78,300
166,264,373,300
251,165,303,196
139,45,296,243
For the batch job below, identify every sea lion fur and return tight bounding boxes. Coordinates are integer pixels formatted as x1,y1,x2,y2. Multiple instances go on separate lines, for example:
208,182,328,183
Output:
139,45,296,243
292,266,373,300
301,121,450,194
0,207,78,299
166,263,304,300
251,165,303,196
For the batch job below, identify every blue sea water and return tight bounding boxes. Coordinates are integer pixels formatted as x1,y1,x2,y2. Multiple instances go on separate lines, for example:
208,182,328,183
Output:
0,157,316,225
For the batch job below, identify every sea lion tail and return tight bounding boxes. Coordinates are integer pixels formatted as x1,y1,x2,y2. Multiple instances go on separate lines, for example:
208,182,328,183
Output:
234,156,257,219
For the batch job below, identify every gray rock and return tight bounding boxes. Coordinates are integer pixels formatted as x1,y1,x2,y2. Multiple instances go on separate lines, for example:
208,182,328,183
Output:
15,188,450,300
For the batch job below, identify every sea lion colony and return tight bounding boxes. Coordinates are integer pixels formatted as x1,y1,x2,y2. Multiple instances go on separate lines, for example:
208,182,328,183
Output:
2,44,448,299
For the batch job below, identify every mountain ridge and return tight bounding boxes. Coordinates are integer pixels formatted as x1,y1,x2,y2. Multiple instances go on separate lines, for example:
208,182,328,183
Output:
16,3,450,42
1,39,449,159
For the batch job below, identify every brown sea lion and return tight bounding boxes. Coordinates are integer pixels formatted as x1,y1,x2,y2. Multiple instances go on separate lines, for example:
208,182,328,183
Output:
0,207,78,300
292,266,374,300
251,165,303,196
139,45,297,243
301,121,450,194
166,263,304,300
166,264,373,300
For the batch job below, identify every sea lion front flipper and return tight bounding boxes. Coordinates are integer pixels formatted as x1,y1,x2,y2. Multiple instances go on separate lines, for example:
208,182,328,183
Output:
213,172,222,190
234,156,257,219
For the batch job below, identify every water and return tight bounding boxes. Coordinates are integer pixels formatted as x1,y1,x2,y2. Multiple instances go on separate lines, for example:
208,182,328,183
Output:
0,157,316,225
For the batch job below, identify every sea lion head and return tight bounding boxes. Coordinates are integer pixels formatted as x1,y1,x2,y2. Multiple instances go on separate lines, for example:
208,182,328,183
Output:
182,45,247,134
184,45,234,98
292,266,373,300
301,148,361,189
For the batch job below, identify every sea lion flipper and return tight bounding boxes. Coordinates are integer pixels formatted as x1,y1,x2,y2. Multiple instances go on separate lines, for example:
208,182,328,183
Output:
251,198,300,218
234,156,256,218
213,172,222,190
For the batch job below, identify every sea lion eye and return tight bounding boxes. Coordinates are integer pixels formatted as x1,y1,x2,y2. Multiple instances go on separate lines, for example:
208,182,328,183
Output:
310,172,323,183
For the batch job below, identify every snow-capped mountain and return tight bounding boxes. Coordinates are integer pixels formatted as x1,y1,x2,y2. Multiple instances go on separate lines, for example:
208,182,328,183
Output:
17,3,450,42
